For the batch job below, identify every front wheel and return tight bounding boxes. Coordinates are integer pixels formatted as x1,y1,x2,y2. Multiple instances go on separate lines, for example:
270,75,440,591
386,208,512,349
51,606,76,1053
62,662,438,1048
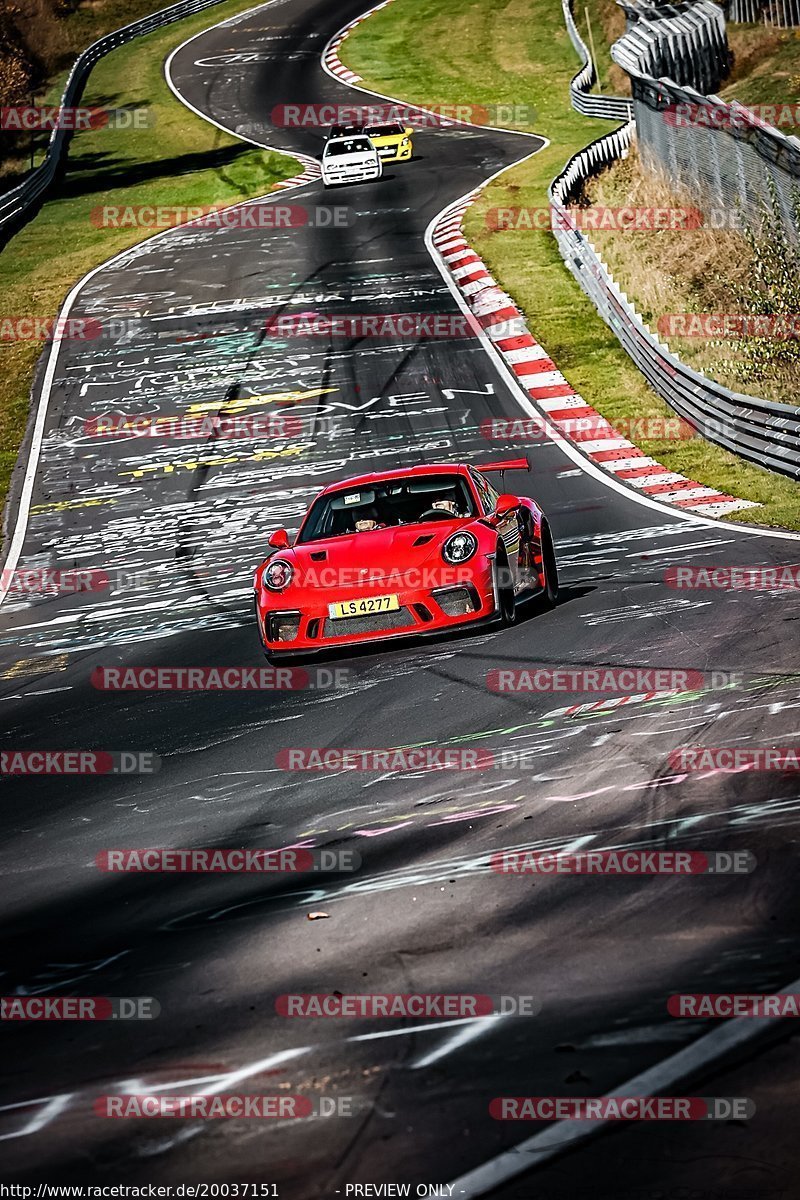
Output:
495,551,517,626
539,521,559,608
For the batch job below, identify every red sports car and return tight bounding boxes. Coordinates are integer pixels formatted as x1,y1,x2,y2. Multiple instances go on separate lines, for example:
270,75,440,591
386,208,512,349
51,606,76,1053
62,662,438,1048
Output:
253,459,558,660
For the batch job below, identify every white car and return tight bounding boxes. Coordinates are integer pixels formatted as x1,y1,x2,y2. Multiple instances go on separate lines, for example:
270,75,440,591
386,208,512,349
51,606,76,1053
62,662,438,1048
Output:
321,135,382,187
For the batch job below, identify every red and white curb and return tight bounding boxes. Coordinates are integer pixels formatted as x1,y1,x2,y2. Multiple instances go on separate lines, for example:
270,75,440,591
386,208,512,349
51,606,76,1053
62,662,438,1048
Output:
271,159,321,190
432,197,758,520
322,0,393,84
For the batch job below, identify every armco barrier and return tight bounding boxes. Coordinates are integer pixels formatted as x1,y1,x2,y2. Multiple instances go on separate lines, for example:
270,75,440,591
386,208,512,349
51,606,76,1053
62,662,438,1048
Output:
549,126,800,479
611,1,800,241
615,0,731,95
0,0,230,246
626,74,800,241
551,0,800,479
562,0,634,121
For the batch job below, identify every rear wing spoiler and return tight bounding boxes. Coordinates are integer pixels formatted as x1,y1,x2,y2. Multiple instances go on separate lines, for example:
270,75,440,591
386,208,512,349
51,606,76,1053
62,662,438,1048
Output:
475,457,530,474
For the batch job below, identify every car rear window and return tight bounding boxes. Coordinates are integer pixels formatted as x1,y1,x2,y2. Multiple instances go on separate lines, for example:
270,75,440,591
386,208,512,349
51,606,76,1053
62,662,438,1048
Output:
366,124,404,137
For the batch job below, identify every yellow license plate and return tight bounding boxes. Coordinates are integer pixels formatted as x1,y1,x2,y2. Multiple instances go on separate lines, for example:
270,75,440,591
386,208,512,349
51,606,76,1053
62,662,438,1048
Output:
329,595,400,619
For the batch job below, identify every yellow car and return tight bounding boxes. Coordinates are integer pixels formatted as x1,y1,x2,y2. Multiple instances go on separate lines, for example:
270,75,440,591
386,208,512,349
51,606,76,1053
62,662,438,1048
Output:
363,122,414,163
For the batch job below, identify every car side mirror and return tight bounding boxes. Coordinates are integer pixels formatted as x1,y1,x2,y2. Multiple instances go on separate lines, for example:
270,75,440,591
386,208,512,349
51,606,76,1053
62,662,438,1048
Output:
493,494,519,519
268,529,290,549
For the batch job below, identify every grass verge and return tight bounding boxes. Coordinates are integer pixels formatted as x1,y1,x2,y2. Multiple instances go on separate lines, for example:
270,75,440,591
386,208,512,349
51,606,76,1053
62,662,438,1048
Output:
0,0,299,520
342,0,800,529
722,25,800,134
1,0,240,184
577,144,796,407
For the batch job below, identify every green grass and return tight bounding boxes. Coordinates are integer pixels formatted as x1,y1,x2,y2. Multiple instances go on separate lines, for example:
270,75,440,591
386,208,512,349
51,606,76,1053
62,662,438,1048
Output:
1,0,232,185
342,0,800,529
722,25,800,133
573,0,630,96
0,0,299,518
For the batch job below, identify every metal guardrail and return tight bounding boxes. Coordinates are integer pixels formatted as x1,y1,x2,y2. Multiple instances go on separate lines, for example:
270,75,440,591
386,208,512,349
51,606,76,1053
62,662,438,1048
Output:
0,0,228,245
562,0,634,120
615,0,731,93
626,73,800,237
551,0,800,479
549,123,800,479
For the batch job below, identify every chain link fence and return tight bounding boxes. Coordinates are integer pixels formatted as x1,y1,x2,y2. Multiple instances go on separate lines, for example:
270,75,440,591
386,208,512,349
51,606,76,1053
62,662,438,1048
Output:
549,129,800,477
727,0,800,26
628,77,800,238
0,0,230,246
611,1,800,241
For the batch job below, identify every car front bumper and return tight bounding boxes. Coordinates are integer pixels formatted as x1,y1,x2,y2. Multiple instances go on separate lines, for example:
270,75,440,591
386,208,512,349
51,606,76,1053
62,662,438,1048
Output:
375,143,412,162
256,566,498,656
322,164,382,183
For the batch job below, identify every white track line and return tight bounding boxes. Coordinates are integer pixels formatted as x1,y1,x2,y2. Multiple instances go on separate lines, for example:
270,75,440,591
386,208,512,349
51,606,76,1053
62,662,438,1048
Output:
448,974,800,1196
0,0,316,608
423,197,800,541
312,3,800,1187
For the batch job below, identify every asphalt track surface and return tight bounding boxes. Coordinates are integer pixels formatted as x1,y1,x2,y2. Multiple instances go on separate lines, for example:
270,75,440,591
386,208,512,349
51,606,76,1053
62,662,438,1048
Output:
1,0,800,1192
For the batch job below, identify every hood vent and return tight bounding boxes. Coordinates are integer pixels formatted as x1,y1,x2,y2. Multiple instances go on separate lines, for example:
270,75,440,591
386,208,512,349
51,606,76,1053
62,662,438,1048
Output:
412,535,434,547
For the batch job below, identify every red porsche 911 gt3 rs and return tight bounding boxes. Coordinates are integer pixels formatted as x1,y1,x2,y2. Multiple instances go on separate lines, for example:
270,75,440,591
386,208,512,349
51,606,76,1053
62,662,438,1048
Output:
253,459,558,660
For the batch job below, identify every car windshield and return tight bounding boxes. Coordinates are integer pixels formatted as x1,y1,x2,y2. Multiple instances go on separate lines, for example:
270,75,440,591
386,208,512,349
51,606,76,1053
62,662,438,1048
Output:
298,475,476,543
366,123,404,137
324,138,372,156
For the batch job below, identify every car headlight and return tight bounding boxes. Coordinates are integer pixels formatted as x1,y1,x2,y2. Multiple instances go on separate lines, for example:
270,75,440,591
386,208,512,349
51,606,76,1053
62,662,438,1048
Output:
442,531,478,565
263,559,294,591
401,138,410,147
